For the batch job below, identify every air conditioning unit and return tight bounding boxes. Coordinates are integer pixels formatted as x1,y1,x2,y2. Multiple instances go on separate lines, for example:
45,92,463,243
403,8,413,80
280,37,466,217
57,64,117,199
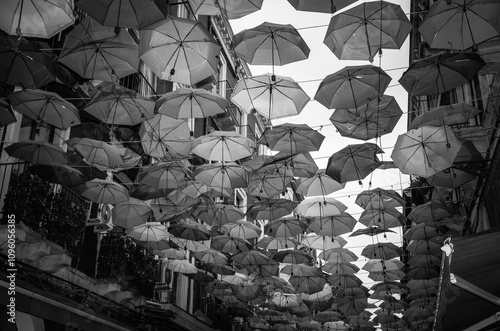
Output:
86,204,114,233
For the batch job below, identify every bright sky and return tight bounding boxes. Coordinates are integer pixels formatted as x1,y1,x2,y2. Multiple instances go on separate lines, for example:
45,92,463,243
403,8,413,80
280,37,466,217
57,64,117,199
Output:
228,0,412,299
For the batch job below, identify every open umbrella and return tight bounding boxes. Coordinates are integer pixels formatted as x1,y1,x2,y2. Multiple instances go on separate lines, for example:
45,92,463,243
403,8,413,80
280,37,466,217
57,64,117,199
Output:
315,65,391,110
358,208,406,229
287,0,356,14
0,35,55,89
319,248,358,263
247,171,293,198
301,234,347,251
66,137,126,172
329,95,403,141
220,220,262,240
169,219,211,241
28,163,84,187
194,162,249,189
188,0,263,19
0,0,75,38
139,15,221,85
323,1,412,61
362,243,402,260
355,188,405,210
5,140,67,165
391,126,462,177
257,237,299,251
165,259,197,275
418,0,500,51
195,204,245,226
80,179,129,204
75,0,164,30
265,217,307,238
295,197,348,218
399,52,486,96
232,250,271,268
257,123,325,154
191,131,255,162
307,213,357,237
349,226,395,237
321,261,359,275
112,198,152,229
9,89,80,130
363,259,404,273
246,198,297,221
261,152,319,178
327,274,362,288
138,160,192,190
408,103,482,130
211,235,252,254
231,73,310,120
296,170,344,197
336,288,368,316
58,16,139,82
325,143,383,184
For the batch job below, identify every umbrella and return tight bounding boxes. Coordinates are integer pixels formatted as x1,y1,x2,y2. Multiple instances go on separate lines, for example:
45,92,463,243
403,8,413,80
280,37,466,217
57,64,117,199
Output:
0,0,75,38
362,259,404,273
139,15,221,85
321,261,359,275
301,234,347,251
368,269,405,281
296,170,344,197
246,198,297,221
349,226,395,237
191,131,255,162
287,0,356,14
80,179,129,204
327,274,363,288
274,250,313,265
232,250,271,267
257,123,325,154
355,188,405,210
271,292,302,308
169,219,211,241
165,259,198,274
170,237,211,252
325,143,383,184
315,65,392,109
398,52,486,96
211,235,252,254
319,248,358,263
28,163,84,187
58,16,139,82
256,237,299,251
220,220,262,240
323,1,412,61
233,283,264,302
361,243,402,260
83,82,155,126
193,249,227,265
0,35,55,89
139,114,192,158
247,171,293,198
233,22,310,70
265,217,307,238
231,73,310,120
403,222,442,241
408,103,482,130
407,200,451,224
358,208,406,229
426,166,477,189
406,238,443,255
9,89,80,130
195,204,245,226
287,265,326,294
391,126,462,177
194,162,249,189
261,152,319,178
329,95,403,141
407,254,440,267
418,0,500,51
307,213,357,237
156,87,228,121
112,198,152,229
66,137,126,172
75,0,164,30
5,140,67,165
160,248,186,260
295,197,348,218
150,195,199,222
188,0,263,19
138,160,192,190
336,288,368,316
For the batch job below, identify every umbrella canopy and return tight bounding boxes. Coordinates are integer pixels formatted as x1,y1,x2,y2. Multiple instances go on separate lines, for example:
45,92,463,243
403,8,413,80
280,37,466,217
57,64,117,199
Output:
319,248,358,263
329,95,403,141
0,35,55,89
170,237,211,252
307,213,357,237
261,152,319,178
287,0,356,14
194,162,250,189
290,273,327,295
257,123,325,154
80,179,129,204
295,197,348,218
75,0,164,30
257,237,299,251
220,220,262,240
363,259,404,272
138,160,192,190
336,288,368,316
327,274,363,288
407,200,451,224
191,131,255,162
66,137,126,171
58,16,139,82
274,250,313,265
321,261,359,275
323,1,412,61
0,0,75,38
195,204,245,227
358,208,406,229
362,243,403,260
246,198,298,221
169,219,211,241
188,0,263,19
165,259,198,274
408,103,482,130
139,15,221,85
84,82,155,126
265,217,307,238
325,143,383,184
5,140,67,165
157,87,228,120
391,126,462,177
301,234,347,251
247,171,293,198
112,198,152,229
398,52,486,96
418,0,500,51
28,163,84,187
9,89,80,130
349,226,395,237
231,73,310,120
211,235,252,254
232,250,271,267
426,166,477,189
315,65,392,109
233,22,310,67
355,188,405,210
296,170,344,197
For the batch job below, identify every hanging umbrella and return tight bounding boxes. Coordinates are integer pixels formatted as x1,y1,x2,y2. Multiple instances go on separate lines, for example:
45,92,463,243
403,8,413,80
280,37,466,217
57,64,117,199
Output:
327,274,362,288
139,15,220,85
191,131,255,162
408,103,482,130
9,89,80,130
5,140,67,165
349,226,396,237
75,0,164,30
361,243,402,260
165,259,198,275
257,237,299,251
233,283,264,302
232,250,272,268
325,143,383,184
427,166,477,189
296,170,344,197
170,237,211,253
66,137,126,172
58,17,139,82
323,1,412,61
247,171,293,198
257,123,325,154
355,188,405,210
403,222,442,241
244,263,280,278
211,235,252,254
336,288,368,316
0,0,75,38
287,265,326,294
246,198,297,221
139,114,192,159
220,220,262,240
112,198,152,229
407,200,451,224
358,208,406,229
0,35,55,89
391,125,462,177
188,0,263,19
315,65,392,109
270,292,302,308
407,254,441,267
138,160,192,190
151,195,199,222
319,248,358,263
193,249,227,265
329,95,403,141
169,219,211,241
195,204,245,226
398,52,485,96
261,152,319,178
28,163,84,187
233,22,310,70
80,179,129,204
307,213,357,237
287,0,356,14
156,87,228,121
419,0,500,51
265,217,307,238
160,248,186,260
231,73,310,120
295,197,348,218
321,261,359,275
194,162,250,189
362,259,404,273
273,250,313,265
301,234,347,251
84,82,155,126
